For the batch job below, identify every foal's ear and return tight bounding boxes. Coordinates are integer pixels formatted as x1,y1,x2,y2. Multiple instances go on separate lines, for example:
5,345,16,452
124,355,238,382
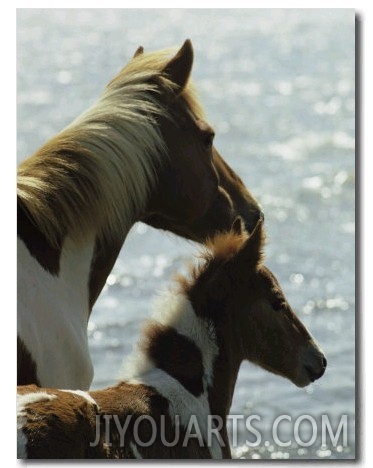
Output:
162,39,194,92
238,219,265,267
133,46,144,58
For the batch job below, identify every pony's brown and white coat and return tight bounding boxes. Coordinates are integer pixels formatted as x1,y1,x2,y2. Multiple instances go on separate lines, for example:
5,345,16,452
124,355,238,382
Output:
18,49,181,389
17,40,263,389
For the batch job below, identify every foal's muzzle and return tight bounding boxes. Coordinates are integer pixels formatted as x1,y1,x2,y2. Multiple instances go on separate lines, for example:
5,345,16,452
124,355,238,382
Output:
297,345,327,387
305,355,327,382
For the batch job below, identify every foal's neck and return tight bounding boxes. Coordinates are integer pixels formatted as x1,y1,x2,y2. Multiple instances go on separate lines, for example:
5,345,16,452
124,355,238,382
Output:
136,289,241,411
124,290,241,456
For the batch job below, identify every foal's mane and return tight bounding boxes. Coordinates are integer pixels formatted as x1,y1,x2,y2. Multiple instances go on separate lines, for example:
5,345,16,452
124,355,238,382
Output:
177,221,266,295
17,47,204,248
176,230,249,293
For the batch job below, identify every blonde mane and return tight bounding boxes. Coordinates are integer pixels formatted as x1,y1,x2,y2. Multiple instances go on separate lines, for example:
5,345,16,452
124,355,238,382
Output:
17,47,205,248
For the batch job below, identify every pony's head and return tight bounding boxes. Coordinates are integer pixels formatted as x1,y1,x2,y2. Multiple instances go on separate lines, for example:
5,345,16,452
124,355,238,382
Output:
112,40,262,241
184,218,326,388
17,40,261,254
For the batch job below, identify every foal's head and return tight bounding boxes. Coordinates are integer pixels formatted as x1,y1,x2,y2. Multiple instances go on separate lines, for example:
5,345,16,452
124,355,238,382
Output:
185,219,326,388
111,40,262,241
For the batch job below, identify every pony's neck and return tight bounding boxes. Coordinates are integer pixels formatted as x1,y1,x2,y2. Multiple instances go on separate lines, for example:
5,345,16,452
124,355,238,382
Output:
17,84,167,255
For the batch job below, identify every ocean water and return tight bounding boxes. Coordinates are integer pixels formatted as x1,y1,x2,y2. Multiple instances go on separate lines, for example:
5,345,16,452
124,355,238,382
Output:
17,9,355,459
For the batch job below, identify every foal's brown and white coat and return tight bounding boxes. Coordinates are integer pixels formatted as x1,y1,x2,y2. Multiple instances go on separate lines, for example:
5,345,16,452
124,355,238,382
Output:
17,220,326,459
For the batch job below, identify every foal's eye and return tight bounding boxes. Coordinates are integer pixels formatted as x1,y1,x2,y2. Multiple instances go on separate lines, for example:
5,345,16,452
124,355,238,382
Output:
203,132,215,150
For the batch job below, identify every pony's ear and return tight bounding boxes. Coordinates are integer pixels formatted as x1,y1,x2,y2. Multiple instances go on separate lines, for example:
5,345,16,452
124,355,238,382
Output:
133,46,144,58
162,39,193,93
236,219,265,267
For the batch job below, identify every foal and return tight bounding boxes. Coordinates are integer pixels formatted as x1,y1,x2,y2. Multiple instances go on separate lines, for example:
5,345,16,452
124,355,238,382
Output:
17,219,326,459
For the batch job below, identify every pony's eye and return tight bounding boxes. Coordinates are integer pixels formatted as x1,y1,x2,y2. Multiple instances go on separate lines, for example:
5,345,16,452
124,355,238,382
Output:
203,132,215,150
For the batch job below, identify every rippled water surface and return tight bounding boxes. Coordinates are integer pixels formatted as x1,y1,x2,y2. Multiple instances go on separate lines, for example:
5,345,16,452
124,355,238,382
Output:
17,9,355,459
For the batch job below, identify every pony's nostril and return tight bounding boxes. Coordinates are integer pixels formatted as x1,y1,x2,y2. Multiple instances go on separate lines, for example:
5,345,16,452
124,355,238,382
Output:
322,356,327,368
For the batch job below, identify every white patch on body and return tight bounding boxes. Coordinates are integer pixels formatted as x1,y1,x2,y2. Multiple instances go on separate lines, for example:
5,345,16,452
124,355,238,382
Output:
151,291,219,388
122,291,218,389
17,391,57,459
121,289,222,459
17,234,96,389
17,391,57,415
128,372,222,459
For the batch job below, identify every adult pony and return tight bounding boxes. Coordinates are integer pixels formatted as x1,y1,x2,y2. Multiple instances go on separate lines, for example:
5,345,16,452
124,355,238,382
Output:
17,219,326,459
18,40,262,390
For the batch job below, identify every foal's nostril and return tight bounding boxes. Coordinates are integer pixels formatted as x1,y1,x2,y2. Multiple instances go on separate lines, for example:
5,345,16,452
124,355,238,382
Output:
305,362,326,382
305,356,327,382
